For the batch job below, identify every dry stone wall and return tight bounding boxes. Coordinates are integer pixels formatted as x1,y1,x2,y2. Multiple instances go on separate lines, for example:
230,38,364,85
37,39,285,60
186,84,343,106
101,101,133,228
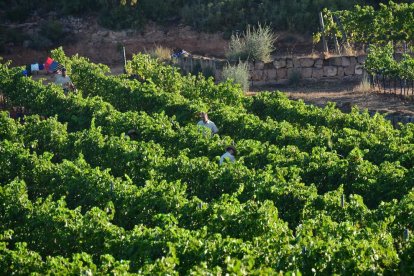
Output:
177,55,367,85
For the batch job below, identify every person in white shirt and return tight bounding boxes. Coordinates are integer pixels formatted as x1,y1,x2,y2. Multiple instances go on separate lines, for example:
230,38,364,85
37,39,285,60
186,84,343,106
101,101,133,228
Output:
219,146,236,165
197,112,218,136
55,68,75,94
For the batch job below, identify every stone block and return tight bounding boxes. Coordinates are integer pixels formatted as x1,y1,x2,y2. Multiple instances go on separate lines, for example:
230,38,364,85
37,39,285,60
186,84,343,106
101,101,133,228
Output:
300,58,314,67
301,68,313,79
349,57,357,66
255,61,265,70
251,69,263,81
265,69,277,80
108,31,117,40
273,58,286,69
355,65,364,75
337,67,344,77
341,57,351,67
314,59,323,68
264,62,274,69
292,57,301,68
287,68,301,79
330,57,343,66
286,58,293,68
312,68,324,78
248,62,255,71
276,68,287,79
344,65,355,76
323,66,338,77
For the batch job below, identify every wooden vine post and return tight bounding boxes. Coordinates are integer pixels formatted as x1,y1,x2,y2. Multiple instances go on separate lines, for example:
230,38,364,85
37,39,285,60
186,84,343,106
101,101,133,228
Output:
319,12,329,53
122,46,127,73
334,15,350,50
330,15,341,55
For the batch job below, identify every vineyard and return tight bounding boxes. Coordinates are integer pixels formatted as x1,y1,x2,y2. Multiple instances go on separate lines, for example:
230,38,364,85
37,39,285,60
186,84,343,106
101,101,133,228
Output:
319,1,414,45
317,1,414,96
0,48,414,274
364,43,414,95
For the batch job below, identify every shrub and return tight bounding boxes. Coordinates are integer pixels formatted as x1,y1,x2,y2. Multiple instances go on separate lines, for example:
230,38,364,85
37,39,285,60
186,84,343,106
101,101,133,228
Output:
99,5,145,30
40,20,65,42
202,66,216,79
149,46,172,62
180,0,359,34
29,35,53,50
0,0,361,34
29,20,72,50
222,61,250,92
226,24,276,62
192,63,216,79
0,26,28,52
354,73,372,93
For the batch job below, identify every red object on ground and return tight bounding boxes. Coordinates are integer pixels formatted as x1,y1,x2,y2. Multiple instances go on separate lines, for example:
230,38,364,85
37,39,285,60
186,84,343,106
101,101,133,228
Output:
44,57,54,71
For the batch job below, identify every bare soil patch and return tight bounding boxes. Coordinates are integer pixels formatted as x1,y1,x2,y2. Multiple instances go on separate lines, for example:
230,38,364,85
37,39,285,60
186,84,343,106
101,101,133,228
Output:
2,19,228,67
250,81,414,117
2,17,320,67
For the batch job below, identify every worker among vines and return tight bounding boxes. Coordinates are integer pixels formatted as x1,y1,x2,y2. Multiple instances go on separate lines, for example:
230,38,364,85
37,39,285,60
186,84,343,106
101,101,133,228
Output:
219,145,237,165
197,112,218,136
55,68,75,95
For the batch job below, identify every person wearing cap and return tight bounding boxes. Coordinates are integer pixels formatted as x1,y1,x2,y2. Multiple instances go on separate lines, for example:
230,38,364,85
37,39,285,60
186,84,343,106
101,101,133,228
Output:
219,145,236,165
55,68,75,94
197,112,218,136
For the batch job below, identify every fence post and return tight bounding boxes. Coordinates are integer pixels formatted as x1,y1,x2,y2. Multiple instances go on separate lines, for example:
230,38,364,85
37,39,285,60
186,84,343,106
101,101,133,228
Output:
334,15,350,50
319,12,329,53
331,15,341,55
394,78,397,94
334,36,341,55
122,46,127,74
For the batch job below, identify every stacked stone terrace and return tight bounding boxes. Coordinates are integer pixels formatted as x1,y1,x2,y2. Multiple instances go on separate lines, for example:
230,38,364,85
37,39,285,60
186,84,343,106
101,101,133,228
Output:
178,55,367,84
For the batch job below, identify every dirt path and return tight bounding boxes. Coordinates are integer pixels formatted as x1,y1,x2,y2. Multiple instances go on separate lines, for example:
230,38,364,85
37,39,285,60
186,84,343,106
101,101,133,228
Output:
287,90,414,116
250,81,414,117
